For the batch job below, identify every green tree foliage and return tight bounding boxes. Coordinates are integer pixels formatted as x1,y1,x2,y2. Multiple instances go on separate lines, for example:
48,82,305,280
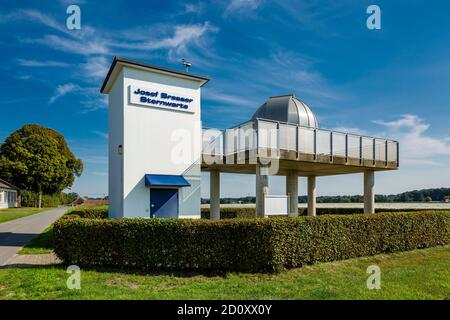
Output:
0,124,83,207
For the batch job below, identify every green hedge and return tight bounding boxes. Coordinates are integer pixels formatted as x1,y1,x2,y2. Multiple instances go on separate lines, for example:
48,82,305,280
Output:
201,207,450,219
54,211,450,272
66,206,108,219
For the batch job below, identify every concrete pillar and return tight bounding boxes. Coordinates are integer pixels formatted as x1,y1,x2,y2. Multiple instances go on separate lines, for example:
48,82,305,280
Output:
307,176,316,217
256,163,269,218
286,171,298,217
364,171,375,214
210,170,220,220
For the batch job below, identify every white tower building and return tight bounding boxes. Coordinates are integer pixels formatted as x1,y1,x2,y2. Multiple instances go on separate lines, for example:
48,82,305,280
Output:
101,57,209,218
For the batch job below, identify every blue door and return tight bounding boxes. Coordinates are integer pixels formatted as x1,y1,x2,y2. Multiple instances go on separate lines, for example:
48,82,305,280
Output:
150,188,178,218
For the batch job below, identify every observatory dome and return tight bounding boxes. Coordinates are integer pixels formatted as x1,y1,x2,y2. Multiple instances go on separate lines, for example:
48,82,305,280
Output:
251,94,318,128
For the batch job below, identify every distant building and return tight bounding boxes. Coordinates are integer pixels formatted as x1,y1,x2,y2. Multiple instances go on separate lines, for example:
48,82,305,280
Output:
73,196,108,206
0,178,20,209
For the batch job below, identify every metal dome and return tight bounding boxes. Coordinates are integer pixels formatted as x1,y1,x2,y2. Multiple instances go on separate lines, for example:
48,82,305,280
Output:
251,94,318,128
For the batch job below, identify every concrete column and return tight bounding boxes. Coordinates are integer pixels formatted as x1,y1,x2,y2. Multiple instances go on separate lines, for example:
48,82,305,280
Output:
256,163,269,218
286,171,298,217
210,170,220,220
364,171,375,214
307,176,316,217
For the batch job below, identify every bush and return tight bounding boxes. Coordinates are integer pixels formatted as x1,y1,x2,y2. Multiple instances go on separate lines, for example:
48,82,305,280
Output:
201,206,450,219
54,211,450,272
20,190,61,207
66,206,108,219
201,207,256,219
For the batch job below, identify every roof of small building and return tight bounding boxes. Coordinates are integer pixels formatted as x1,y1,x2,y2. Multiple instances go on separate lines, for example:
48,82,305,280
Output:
251,94,318,128
100,56,210,94
0,178,19,190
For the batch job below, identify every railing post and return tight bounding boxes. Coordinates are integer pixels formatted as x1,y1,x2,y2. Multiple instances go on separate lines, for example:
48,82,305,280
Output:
237,126,241,153
396,142,400,167
373,138,376,166
255,119,259,157
314,129,317,160
385,140,388,166
277,122,280,157
345,134,349,163
359,136,363,165
330,131,333,162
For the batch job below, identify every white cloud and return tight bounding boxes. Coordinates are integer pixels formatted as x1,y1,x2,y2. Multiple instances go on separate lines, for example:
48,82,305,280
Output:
182,3,203,15
82,56,109,80
224,0,262,16
49,83,79,104
7,8,218,111
112,22,217,54
92,131,108,139
91,171,107,177
24,34,109,56
17,58,69,67
15,74,32,80
332,126,367,135
80,95,108,113
232,50,341,104
82,155,108,164
373,114,450,161
1,9,69,35
203,88,255,106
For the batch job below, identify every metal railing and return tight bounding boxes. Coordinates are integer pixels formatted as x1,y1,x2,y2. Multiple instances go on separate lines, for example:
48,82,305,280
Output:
202,118,399,166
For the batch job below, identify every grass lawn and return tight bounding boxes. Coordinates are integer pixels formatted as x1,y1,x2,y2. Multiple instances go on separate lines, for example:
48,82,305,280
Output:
0,245,448,300
0,207,47,224
18,225,54,255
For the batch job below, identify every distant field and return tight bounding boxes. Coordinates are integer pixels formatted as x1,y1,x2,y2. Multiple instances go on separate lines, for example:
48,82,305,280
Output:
201,202,450,210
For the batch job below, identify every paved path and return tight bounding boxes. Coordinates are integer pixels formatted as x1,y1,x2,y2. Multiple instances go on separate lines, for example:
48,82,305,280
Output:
3,253,61,268
0,207,66,266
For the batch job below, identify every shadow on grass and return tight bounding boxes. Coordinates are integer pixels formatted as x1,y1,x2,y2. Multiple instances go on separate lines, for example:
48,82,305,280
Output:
19,226,54,254
0,261,270,278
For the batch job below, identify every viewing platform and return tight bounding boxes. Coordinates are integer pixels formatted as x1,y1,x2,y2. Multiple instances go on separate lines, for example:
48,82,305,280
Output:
200,94,400,218
201,118,399,176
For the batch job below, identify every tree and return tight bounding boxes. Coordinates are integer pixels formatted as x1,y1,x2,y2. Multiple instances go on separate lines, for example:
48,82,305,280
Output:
425,196,432,202
0,124,83,207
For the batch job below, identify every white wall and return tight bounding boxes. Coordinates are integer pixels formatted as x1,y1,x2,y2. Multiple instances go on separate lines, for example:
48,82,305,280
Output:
108,65,203,218
108,72,124,218
264,195,288,216
0,191,6,209
0,189,18,209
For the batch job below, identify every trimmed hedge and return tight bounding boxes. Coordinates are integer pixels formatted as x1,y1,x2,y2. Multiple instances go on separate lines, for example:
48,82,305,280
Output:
200,207,450,219
66,206,108,219
54,211,450,272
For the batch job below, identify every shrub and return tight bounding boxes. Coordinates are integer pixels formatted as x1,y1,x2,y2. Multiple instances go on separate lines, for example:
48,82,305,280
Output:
66,206,108,219
54,211,450,272
20,190,61,207
200,207,256,219
201,206,450,219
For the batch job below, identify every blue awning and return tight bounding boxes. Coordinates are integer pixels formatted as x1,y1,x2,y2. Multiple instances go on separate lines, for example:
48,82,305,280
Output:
144,174,191,187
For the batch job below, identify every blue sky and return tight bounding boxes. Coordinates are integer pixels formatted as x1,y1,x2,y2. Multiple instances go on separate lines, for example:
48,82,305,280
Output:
1,0,450,198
